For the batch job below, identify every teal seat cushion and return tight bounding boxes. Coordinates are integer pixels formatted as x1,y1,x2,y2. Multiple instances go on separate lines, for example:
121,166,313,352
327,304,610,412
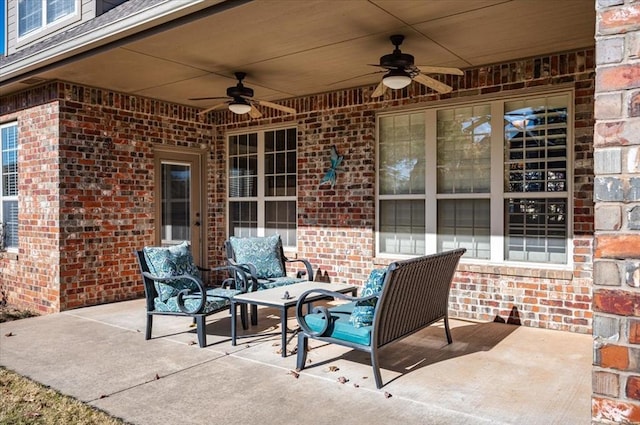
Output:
229,235,285,279
304,302,372,346
143,242,201,302
154,294,229,314
350,268,387,328
257,276,305,290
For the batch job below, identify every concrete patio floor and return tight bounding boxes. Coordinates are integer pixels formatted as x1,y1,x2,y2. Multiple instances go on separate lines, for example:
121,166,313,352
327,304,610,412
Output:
0,298,591,425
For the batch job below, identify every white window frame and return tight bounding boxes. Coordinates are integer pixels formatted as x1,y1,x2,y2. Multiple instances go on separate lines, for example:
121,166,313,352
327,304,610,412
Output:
1,122,19,252
226,126,298,249
17,0,80,43
376,89,574,268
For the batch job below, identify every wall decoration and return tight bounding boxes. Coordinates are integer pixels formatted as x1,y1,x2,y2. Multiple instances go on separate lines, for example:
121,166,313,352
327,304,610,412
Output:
319,145,343,188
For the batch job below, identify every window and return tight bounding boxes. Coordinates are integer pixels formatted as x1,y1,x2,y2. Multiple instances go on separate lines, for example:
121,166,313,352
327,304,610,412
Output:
228,127,297,247
1,123,18,251
18,0,77,38
377,92,571,265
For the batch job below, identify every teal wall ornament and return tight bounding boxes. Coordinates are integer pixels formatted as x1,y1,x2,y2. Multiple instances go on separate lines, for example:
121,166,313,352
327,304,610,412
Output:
319,145,343,188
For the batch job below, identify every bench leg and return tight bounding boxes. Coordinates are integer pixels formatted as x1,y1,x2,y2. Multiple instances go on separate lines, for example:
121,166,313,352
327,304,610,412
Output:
145,314,153,340
196,316,207,348
444,315,453,344
370,349,383,389
296,332,308,370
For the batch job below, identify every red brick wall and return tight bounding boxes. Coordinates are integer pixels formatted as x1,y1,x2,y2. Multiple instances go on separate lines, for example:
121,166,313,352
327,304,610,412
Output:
217,48,595,334
1,82,213,312
0,100,61,313
1,48,595,337
592,1,640,422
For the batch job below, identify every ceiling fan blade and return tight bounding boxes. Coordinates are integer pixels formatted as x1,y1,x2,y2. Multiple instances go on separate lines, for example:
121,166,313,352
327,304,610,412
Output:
249,104,263,119
415,65,464,76
371,80,388,98
255,100,296,115
198,102,229,115
413,73,453,94
189,96,229,101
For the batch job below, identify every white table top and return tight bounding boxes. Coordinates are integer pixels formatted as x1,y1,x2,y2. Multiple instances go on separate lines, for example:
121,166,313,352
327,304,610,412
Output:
232,281,357,308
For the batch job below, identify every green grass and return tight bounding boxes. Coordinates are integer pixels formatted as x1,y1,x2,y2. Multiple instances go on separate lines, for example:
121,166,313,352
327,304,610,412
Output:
0,367,130,425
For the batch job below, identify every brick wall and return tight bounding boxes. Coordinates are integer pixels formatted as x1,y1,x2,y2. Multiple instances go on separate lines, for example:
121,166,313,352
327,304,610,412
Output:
1,82,213,312
1,48,595,337
592,0,640,422
217,48,596,334
0,99,61,313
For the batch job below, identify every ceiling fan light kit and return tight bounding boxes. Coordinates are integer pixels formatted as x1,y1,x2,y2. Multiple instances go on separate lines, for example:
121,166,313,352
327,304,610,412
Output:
382,69,412,89
228,99,252,114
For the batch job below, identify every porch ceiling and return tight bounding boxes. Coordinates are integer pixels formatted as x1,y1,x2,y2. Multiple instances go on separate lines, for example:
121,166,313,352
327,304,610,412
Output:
3,0,596,108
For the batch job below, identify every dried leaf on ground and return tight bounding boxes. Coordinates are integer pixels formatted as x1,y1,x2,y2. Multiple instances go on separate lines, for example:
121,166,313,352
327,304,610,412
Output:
328,366,339,372
288,370,300,379
384,392,392,398
155,374,160,380
188,341,197,346
353,383,360,388
337,376,349,384
5,332,14,337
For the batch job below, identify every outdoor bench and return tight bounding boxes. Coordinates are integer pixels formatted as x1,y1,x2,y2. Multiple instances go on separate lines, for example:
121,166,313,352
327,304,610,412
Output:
295,248,466,389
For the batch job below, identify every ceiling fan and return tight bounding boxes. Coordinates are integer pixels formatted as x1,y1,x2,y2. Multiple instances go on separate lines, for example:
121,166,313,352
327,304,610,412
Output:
370,34,464,98
190,72,296,118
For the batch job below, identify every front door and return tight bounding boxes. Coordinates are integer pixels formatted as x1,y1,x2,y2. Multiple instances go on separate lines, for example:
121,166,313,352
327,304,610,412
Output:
154,148,205,264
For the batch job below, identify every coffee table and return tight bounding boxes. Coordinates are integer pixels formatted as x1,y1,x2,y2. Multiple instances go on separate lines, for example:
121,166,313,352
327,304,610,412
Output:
230,281,357,357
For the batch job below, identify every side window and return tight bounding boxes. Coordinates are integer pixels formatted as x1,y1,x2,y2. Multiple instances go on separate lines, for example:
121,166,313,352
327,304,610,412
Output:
1,123,19,251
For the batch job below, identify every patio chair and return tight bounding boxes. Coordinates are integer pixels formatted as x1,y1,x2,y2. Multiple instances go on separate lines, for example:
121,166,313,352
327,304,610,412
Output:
225,234,315,325
135,242,251,347
295,248,466,388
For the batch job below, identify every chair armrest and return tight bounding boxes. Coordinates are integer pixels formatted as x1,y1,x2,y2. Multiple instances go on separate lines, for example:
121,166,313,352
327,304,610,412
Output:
226,259,259,291
284,257,314,281
142,265,251,313
295,289,376,337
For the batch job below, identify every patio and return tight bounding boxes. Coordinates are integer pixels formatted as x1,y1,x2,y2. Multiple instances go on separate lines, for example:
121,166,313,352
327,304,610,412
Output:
0,299,591,425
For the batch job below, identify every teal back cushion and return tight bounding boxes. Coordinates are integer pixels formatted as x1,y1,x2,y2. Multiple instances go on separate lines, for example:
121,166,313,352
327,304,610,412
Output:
349,267,387,328
229,235,285,279
143,242,200,302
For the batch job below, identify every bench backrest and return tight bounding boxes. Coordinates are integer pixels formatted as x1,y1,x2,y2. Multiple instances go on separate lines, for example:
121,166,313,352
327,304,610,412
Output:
373,248,466,349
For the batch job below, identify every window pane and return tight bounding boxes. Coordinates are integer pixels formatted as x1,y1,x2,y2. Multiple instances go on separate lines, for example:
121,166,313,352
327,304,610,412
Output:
504,95,568,193
229,133,258,198
437,105,491,193
2,201,18,249
160,164,190,243
379,200,425,255
264,128,296,198
229,201,257,237
505,198,567,263
265,201,296,247
47,0,75,23
437,200,490,259
18,0,42,36
379,113,425,195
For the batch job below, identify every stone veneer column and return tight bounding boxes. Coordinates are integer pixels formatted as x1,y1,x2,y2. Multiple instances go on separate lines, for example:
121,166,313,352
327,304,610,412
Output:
592,0,640,423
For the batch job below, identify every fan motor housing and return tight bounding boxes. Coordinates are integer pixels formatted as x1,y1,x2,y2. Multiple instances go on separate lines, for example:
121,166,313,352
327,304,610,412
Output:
227,86,254,98
380,52,415,68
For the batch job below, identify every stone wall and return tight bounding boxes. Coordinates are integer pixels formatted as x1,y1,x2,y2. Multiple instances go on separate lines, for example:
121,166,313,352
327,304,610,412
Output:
592,0,640,422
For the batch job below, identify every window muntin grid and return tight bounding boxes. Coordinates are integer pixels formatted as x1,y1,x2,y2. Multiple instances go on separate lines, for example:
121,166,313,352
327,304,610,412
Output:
228,128,297,246
18,0,77,37
376,91,571,265
1,123,18,250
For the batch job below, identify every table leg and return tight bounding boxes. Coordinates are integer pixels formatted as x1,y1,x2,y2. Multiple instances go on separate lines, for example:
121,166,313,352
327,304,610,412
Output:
231,301,237,346
281,306,287,357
